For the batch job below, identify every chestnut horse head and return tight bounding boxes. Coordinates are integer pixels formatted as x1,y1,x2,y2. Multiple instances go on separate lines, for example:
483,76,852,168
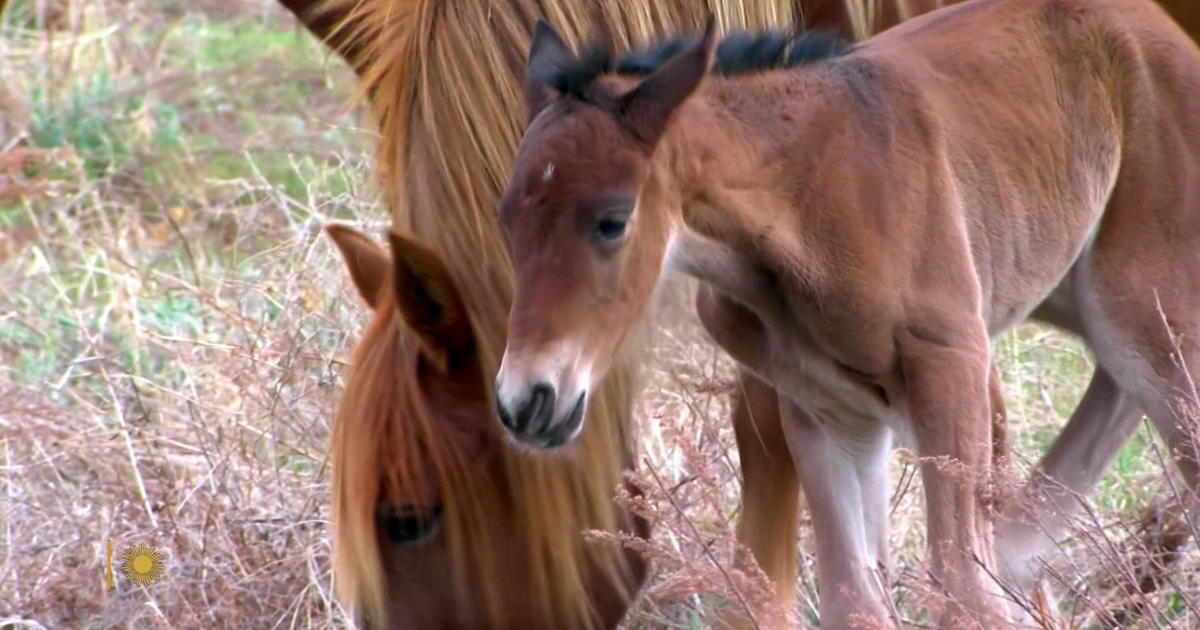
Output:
326,225,646,629
494,22,723,448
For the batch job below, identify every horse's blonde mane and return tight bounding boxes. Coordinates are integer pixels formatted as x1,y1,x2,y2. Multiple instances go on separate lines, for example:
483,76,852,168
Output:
313,0,935,626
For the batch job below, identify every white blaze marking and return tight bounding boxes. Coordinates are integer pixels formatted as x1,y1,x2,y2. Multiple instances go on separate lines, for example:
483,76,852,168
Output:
541,162,556,182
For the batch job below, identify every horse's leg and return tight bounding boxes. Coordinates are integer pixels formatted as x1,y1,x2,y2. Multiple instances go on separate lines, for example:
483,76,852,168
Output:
780,398,893,627
897,321,1007,627
1125,360,1200,495
732,368,801,624
995,367,1142,608
856,414,894,590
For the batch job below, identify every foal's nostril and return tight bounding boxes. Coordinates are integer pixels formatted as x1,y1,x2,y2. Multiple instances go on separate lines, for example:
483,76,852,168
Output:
525,383,556,436
496,382,558,437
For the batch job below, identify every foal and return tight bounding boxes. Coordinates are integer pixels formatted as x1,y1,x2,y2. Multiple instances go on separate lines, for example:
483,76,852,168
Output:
495,0,1200,626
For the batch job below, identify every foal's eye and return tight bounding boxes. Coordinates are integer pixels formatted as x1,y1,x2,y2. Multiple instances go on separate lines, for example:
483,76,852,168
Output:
594,214,629,243
378,504,444,545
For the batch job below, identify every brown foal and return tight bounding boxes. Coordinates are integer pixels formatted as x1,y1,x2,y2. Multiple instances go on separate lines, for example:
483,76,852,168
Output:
495,0,1200,626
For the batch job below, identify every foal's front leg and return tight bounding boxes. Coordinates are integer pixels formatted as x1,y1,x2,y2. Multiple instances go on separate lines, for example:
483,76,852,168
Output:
898,322,1008,627
780,398,894,628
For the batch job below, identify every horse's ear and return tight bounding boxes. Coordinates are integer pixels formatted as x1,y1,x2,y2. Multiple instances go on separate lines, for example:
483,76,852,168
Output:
326,223,390,308
386,231,475,370
617,18,716,147
524,20,573,121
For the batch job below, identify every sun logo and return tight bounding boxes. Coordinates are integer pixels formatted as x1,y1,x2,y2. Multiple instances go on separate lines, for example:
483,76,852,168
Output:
121,544,165,586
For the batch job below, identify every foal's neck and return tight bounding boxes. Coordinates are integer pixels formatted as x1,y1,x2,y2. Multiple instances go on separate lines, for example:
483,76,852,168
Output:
658,69,846,318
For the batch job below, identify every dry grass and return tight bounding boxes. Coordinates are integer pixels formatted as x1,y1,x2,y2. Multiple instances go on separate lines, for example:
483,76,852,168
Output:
2,1,1199,629
1,1,376,626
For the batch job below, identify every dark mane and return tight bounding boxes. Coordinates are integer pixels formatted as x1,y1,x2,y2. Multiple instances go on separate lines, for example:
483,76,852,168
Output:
528,42,614,100
534,27,848,101
620,28,847,76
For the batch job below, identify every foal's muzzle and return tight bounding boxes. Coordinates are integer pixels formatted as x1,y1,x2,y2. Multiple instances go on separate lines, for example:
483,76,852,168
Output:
496,383,586,448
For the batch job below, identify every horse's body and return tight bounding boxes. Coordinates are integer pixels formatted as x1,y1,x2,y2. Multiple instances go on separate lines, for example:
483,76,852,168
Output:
1158,0,1200,40
496,0,1200,626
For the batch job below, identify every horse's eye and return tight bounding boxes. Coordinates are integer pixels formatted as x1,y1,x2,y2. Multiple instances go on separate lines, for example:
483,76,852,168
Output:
594,214,629,242
378,504,444,545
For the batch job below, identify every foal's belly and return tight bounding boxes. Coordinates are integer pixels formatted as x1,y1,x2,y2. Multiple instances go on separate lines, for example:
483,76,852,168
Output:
976,208,1103,339
770,340,909,438
696,287,908,438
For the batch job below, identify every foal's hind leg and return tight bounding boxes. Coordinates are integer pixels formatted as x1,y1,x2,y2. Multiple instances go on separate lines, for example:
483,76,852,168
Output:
1075,222,1200,602
1087,304,1200,502
732,368,801,625
995,368,1142,606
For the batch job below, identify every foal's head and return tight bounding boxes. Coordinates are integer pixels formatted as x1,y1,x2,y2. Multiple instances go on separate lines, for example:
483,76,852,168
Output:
327,225,644,628
495,22,716,448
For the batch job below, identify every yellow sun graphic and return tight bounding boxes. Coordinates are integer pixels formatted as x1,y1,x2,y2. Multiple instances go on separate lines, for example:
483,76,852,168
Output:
120,544,165,586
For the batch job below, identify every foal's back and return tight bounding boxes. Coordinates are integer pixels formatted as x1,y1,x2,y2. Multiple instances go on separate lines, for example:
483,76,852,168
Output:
839,0,1200,330
865,0,1200,191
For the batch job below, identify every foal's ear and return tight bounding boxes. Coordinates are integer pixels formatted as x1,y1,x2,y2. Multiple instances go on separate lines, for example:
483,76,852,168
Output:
326,223,390,308
386,231,475,370
524,20,573,121
618,18,716,147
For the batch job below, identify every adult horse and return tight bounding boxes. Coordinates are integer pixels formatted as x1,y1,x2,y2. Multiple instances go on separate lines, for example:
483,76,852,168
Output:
493,1,1200,628
281,1,809,627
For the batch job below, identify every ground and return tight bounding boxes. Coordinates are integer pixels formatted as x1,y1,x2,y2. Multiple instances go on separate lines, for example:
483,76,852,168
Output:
0,1,1196,628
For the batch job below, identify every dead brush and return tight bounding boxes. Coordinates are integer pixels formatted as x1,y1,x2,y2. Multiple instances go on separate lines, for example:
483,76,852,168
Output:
1,1,375,628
